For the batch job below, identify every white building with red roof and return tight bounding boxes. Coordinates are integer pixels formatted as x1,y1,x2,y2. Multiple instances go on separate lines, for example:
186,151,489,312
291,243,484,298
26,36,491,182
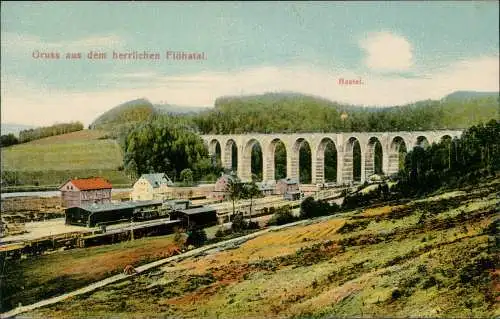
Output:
59,177,112,208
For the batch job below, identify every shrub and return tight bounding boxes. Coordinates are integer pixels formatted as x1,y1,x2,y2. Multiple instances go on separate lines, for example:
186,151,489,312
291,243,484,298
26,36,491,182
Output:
228,212,261,233
173,227,186,247
214,227,232,238
458,253,495,284
421,275,437,289
337,220,370,234
482,219,498,236
185,226,207,247
231,212,248,232
267,206,297,226
247,220,260,229
300,197,316,218
300,197,339,219
391,288,402,300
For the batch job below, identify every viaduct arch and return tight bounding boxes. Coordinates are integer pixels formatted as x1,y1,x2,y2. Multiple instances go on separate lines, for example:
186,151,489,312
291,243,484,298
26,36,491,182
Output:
202,130,462,184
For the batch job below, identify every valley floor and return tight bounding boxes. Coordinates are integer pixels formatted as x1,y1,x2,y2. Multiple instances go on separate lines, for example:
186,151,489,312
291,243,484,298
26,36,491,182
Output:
13,178,500,318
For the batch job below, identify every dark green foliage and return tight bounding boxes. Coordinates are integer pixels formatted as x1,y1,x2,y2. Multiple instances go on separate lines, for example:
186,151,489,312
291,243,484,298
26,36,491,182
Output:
95,93,498,187
180,168,194,186
266,206,297,226
274,141,287,180
18,122,84,143
374,141,383,174
251,144,263,181
184,274,216,292
324,141,337,182
482,219,498,236
337,220,371,234
231,212,247,233
247,220,260,230
191,93,499,134
186,226,207,247
231,212,260,233
396,119,500,194
421,275,438,289
122,117,222,181
214,227,233,238
353,141,362,181
391,288,402,301
0,133,19,147
458,253,495,285
341,185,386,210
299,143,312,183
299,197,340,219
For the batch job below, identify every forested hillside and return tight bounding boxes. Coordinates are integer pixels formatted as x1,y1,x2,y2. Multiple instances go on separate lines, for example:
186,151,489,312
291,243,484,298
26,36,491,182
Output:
192,92,499,134
90,98,156,133
88,91,498,136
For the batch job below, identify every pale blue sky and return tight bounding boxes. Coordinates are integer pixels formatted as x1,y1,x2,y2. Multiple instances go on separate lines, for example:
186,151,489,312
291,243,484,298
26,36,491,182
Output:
1,1,498,125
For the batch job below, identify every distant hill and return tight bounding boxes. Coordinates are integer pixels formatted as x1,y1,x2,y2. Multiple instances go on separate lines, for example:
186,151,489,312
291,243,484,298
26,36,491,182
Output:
89,98,209,133
88,90,499,135
90,98,155,131
1,123,35,136
196,91,499,133
442,91,499,101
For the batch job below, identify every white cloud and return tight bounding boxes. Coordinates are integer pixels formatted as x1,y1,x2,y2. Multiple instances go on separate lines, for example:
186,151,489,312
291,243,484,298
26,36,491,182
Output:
359,31,414,72
1,55,498,127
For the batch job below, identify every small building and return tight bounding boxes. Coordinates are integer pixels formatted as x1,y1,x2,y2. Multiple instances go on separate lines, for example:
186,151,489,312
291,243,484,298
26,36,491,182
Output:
60,177,112,208
170,206,218,228
65,200,163,227
275,178,299,195
65,202,134,227
212,173,241,201
256,182,275,196
131,173,174,201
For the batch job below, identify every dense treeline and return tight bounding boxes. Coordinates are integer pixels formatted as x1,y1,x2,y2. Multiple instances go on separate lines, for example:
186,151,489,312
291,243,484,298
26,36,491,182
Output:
18,122,84,143
121,116,222,182
191,93,498,134
89,92,499,138
0,134,19,147
396,119,500,194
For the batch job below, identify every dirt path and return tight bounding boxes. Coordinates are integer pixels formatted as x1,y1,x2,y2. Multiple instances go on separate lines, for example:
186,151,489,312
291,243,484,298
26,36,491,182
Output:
0,214,339,319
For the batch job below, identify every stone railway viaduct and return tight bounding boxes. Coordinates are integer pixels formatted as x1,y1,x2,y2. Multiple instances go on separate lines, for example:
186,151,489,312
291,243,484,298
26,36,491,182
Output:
201,130,463,185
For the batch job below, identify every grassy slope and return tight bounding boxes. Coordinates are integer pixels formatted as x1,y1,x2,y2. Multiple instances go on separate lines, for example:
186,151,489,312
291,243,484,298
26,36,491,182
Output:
1,130,131,187
0,235,178,312
27,178,499,318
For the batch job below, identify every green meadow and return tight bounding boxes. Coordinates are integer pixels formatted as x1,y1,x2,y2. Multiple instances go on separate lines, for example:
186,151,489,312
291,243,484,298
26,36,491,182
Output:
1,130,132,189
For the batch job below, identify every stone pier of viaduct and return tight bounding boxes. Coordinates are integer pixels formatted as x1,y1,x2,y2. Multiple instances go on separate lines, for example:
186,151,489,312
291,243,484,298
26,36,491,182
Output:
201,130,463,184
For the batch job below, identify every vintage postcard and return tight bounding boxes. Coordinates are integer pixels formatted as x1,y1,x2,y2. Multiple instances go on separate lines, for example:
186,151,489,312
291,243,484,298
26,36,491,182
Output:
1,1,499,318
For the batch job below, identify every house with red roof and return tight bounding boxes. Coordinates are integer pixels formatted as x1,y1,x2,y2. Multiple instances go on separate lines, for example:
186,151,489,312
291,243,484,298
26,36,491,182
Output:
59,177,112,208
